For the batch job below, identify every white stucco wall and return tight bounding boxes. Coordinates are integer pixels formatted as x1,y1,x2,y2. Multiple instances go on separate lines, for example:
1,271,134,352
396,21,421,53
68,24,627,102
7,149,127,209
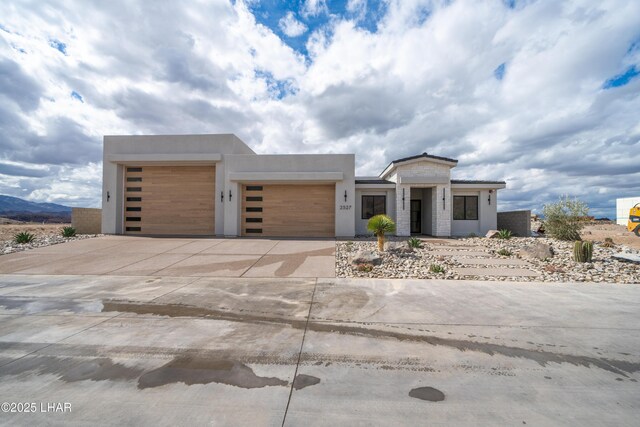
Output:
355,188,396,235
224,154,356,237
450,189,498,236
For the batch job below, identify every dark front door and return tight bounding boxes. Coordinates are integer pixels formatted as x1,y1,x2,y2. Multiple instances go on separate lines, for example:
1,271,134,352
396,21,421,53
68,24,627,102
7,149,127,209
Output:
410,200,421,234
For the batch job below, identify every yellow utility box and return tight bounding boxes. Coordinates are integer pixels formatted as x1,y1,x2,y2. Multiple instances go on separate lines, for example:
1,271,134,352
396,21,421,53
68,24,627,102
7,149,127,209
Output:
629,203,640,236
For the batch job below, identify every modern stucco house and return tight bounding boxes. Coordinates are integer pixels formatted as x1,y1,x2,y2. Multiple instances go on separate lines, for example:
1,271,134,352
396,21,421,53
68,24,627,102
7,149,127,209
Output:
102,134,505,238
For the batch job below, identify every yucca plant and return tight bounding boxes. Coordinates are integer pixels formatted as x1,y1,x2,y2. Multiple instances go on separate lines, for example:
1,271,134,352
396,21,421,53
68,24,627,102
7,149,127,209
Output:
497,248,512,256
367,214,396,252
14,232,35,244
61,226,76,238
497,229,512,240
407,237,422,249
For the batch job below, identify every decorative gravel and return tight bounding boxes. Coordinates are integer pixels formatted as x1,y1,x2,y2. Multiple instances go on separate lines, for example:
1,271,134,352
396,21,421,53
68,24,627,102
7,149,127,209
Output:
2,233,102,255
336,237,640,283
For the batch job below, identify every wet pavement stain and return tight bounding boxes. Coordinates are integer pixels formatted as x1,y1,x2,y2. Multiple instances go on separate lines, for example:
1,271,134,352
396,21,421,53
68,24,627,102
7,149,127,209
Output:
0,297,103,314
409,386,445,402
0,356,143,383
293,374,321,390
102,300,640,377
137,357,288,389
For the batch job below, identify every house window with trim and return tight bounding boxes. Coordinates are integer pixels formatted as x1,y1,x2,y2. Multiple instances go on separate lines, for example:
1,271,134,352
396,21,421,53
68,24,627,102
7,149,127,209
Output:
362,195,386,219
453,196,478,220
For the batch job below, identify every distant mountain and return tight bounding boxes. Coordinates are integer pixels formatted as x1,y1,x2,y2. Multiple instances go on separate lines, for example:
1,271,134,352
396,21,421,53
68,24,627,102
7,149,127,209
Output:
0,195,72,223
0,195,71,214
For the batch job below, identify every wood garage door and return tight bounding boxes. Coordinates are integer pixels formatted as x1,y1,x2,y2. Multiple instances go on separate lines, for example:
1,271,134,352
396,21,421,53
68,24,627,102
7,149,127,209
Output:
241,184,335,237
124,166,215,235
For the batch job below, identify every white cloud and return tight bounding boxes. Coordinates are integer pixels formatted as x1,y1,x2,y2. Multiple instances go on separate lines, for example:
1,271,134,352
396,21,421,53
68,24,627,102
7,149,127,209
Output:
0,0,639,217
301,0,328,18
278,12,308,38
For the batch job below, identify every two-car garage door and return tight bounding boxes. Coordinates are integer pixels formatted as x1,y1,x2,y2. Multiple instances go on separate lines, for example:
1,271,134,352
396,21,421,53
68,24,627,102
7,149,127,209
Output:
124,166,215,235
241,184,335,237
123,166,335,237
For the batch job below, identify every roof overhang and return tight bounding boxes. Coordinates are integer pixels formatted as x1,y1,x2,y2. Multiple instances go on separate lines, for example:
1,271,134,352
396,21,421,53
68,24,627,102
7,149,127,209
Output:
380,155,458,179
451,182,506,190
228,172,344,182
355,183,396,189
107,153,221,165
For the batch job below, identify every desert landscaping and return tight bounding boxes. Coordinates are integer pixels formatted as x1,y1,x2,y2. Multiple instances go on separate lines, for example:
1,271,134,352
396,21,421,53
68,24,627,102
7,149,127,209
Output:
0,220,100,255
337,222,640,284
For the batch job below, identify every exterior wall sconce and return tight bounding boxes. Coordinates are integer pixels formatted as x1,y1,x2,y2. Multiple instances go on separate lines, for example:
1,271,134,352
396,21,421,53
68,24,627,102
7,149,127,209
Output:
402,188,405,210
344,190,348,202
442,188,446,210
229,190,232,202
107,191,110,202
488,189,493,205
221,191,224,202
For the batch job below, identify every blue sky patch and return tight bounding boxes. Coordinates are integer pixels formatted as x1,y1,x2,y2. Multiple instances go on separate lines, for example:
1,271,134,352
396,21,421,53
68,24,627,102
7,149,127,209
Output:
49,39,67,55
494,63,506,80
603,65,639,89
247,0,387,56
255,70,298,99
71,91,84,102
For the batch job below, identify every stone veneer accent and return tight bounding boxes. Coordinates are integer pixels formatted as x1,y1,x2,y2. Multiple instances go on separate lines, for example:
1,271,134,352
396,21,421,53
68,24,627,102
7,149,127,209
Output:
71,208,102,234
388,162,452,236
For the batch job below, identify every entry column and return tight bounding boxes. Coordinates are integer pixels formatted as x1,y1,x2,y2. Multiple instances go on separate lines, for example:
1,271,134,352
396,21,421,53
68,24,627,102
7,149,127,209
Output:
395,184,411,236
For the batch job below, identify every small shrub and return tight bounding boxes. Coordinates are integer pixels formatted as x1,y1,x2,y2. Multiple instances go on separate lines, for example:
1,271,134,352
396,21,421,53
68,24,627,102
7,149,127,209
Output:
601,237,615,248
430,264,445,274
356,263,373,272
497,248,512,256
604,237,613,243
14,232,35,244
497,229,512,240
467,232,477,238
61,226,76,238
542,196,589,241
407,237,422,249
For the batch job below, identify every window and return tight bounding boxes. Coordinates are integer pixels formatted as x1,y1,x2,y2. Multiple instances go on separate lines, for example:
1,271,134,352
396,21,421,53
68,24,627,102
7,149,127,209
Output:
246,186,263,191
126,167,142,172
362,195,386,219
246,207,262,213
246,196,262,202
453,196,478,220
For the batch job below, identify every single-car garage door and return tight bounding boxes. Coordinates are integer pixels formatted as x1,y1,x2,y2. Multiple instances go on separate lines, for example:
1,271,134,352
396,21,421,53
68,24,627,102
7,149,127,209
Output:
124,165,215,235
241,184,335,237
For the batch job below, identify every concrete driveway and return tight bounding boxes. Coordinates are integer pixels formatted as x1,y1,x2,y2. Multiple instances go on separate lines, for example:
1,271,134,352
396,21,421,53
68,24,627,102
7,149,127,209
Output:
0,236,336,278
0,274,638,425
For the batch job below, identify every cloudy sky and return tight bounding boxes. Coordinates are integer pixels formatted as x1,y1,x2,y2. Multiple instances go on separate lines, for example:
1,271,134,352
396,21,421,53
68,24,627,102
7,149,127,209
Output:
1,0,639,218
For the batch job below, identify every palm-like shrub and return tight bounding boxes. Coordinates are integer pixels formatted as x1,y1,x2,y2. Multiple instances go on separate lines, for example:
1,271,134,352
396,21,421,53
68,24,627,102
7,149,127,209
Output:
407,237,422,249
367,214,396,252
497,229,512,240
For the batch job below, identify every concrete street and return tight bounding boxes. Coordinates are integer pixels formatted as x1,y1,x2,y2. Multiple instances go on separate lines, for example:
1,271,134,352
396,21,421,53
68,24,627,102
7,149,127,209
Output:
0,274,638,426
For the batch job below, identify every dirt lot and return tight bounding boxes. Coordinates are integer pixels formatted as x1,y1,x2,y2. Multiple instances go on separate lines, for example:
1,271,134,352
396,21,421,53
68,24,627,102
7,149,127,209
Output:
0,223,71,242
581,222,640,250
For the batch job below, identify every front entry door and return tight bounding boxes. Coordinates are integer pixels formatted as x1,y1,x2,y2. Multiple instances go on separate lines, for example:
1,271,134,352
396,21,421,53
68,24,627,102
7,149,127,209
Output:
410,200,421,234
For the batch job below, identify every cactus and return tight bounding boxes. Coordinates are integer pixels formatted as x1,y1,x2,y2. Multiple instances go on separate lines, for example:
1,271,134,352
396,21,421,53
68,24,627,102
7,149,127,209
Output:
573,241,593,263
573,241,584,262
582,241,593,262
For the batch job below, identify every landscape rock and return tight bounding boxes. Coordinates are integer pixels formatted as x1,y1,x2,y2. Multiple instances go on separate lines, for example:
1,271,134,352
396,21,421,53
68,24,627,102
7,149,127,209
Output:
351,250,382,266
519,242,554,261
387,242,414,254
485,230,500,238
612,253,640,264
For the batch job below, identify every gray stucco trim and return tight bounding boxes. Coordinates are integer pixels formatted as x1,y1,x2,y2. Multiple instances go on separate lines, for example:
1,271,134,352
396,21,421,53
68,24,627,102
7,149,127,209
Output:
398,176,449,185
107,154,222,163
228,172,344,182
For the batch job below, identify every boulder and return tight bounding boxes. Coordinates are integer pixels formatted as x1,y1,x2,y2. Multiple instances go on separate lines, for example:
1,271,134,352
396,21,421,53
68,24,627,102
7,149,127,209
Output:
351,250,382,266
387,242,414,254
485,230,500,238
519,242,554,261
